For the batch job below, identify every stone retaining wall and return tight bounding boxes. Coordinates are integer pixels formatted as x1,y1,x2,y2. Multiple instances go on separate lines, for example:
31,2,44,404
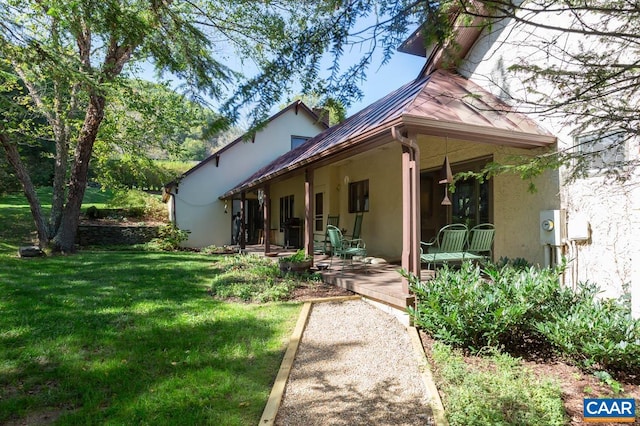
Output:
77,224,160,246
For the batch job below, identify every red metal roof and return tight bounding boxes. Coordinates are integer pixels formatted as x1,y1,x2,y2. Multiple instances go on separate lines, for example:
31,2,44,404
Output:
221,70,555,198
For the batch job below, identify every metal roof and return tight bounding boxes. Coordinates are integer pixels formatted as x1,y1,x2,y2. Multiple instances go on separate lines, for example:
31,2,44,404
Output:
221,70,555,198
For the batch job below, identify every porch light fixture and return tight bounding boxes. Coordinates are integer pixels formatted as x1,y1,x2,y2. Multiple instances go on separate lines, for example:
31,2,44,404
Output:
257,189,265,207
224,201,228,214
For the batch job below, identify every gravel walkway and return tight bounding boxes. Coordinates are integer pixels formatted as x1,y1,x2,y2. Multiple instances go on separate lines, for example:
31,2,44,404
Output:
275,300,434,426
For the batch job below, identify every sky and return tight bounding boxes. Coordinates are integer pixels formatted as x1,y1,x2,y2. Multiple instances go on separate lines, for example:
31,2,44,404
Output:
338,51,426,116
135,20,427,122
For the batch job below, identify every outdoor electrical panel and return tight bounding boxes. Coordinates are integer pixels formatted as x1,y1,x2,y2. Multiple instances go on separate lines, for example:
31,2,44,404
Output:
540,209,566,246
567,212,590,242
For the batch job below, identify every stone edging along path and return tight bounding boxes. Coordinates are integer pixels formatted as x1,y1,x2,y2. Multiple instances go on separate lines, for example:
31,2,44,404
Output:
258,296,448,426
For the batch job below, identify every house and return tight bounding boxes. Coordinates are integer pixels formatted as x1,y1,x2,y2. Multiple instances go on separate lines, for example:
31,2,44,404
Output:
163,101,327,248
220,8,638,318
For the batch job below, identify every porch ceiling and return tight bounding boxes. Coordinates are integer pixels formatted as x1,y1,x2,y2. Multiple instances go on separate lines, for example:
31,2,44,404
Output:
221,69,556,199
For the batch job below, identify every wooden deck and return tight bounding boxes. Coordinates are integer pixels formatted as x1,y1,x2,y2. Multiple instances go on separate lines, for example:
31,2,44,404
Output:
241,245,433,311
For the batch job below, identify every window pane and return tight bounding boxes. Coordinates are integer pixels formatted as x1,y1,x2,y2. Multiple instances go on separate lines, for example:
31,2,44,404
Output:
291,136,310,150
348,180,369,213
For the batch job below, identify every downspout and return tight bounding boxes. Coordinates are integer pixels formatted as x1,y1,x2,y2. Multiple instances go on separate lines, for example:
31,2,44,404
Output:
391,126,421,296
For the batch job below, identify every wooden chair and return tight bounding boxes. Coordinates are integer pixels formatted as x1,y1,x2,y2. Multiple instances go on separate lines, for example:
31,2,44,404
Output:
326,225,367,271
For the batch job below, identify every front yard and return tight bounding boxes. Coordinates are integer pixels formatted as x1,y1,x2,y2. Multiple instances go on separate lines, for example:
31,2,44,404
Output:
0,248,302,425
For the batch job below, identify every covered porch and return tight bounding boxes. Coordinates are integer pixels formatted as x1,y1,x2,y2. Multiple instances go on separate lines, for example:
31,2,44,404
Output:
222,69,557,303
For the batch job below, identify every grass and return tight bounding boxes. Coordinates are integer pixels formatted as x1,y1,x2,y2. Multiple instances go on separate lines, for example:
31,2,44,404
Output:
0,189,302,425
431,343,567,426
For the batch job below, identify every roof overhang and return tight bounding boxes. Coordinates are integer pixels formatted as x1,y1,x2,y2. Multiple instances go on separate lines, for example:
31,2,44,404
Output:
220,116,555,199
402,115,556,148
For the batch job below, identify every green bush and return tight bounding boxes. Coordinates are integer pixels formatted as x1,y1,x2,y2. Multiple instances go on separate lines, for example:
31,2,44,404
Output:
407,262,571,351
432,343,566,426
408,261,640,374
147,224,190,251
535,285,640,374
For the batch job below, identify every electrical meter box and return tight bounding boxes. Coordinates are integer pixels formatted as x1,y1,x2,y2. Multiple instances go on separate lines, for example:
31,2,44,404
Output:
540,210,565,246
567,212,590,242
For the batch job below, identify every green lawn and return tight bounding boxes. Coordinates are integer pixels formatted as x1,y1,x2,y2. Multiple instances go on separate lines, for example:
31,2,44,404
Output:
0,189,301,425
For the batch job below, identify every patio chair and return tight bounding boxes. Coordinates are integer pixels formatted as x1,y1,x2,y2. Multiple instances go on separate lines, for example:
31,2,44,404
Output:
420,223,470,269
314,214,340,255
326,225,367,271
468,223,495,261
348,213,364,240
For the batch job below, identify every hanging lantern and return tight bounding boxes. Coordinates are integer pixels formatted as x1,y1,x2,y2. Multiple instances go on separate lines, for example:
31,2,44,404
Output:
441,185,452,206
438,155,453,184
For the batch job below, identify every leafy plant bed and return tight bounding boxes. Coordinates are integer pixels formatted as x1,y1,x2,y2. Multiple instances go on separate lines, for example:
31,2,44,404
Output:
210,254,353,303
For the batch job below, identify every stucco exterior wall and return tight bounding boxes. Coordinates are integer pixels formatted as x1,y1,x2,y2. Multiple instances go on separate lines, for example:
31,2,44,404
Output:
458,11,639,299
298,136,558,264
170,108,324,248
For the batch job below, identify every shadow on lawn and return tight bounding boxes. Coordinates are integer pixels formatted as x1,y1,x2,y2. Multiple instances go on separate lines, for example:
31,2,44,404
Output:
0,251,293,425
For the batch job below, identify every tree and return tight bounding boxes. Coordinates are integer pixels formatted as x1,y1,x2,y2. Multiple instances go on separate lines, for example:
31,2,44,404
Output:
0,0,429,252
434,1,639,180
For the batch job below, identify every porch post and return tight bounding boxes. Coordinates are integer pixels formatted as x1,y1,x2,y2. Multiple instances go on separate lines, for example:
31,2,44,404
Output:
401,146,412,293
393,126,421,296
240,191,246,250
264,184,271,254
409,132,421,283
304,169,314,265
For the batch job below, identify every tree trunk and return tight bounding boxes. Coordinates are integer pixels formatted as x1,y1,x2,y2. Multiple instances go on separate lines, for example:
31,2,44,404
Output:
0,133,51,247
52,94,106,253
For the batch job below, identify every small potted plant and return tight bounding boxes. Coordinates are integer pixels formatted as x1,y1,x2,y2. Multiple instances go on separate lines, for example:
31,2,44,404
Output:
278,249,313,274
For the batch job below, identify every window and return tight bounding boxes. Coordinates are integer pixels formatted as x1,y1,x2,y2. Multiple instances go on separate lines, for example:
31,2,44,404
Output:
314,193,324,232
575,131,626,173
348,180,369,213
451,176,490,229
279,195,294,231
291,135,310,150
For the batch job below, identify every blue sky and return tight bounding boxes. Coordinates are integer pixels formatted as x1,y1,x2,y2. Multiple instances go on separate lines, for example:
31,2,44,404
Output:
135,27,426,120
338,51,425,115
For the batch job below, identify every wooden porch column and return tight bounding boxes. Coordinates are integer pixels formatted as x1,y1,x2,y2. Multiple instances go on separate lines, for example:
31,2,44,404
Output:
304,169,314,265
409,132,421,283
401,146,412,293
240,191,246,250
264,184,271,254
393,127,421,295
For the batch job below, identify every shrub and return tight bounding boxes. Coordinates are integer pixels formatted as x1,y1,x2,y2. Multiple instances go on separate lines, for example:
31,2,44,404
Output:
407,262,570,351
408,261,640,374
535,285,640,374
210,255,300,302
147,224,190,251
